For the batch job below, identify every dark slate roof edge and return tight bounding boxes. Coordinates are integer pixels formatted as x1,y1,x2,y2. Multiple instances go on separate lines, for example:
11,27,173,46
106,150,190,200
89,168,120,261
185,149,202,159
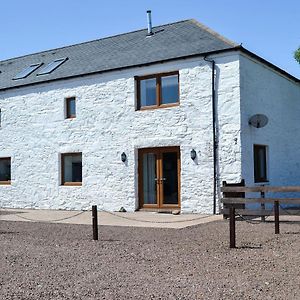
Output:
0,19,193,64
237,46,300,84
0,48,237,92
0,46,299,92
190,19,238,47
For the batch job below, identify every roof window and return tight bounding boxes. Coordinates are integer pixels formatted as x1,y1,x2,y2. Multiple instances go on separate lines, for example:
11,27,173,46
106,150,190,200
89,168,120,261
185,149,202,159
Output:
13,63,42,80
37,58,68,75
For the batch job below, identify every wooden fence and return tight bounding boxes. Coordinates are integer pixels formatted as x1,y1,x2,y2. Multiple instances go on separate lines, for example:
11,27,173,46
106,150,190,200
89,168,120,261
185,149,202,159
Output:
221,185,300,248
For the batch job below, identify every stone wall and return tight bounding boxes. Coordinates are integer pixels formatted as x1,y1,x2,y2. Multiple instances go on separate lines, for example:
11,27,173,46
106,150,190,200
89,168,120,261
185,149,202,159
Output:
240,54,300,188
0,53,241,213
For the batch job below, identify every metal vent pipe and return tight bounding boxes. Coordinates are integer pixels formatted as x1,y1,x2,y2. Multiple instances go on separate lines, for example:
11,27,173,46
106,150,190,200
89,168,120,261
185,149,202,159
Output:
147,10,153,35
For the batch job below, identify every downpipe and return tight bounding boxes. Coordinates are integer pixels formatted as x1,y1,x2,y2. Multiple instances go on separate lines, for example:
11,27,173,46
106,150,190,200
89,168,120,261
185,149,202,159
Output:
204,56,218,214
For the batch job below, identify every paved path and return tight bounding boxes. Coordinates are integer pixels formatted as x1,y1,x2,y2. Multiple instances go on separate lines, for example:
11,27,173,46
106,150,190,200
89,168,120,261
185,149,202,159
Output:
0,208,222,229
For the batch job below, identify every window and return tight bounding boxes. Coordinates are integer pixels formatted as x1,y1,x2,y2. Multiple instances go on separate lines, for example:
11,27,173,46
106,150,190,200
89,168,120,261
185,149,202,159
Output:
0,157,11,185
37,58,68,75
65,97,76,119
136,71,179,109
61,153,82,186
254,145,268,183
13,63,42,80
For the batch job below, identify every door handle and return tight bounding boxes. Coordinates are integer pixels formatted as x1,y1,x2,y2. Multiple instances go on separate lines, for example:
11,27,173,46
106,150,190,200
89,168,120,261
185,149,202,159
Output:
155,178,166,183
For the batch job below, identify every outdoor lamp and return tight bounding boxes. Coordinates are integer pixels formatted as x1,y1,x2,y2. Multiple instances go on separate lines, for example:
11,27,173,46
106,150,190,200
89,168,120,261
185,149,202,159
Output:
121,152,127,162
190,149,196,160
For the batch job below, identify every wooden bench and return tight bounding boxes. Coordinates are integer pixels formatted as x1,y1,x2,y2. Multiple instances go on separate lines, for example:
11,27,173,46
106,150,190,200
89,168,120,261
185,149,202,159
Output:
221,185,300,248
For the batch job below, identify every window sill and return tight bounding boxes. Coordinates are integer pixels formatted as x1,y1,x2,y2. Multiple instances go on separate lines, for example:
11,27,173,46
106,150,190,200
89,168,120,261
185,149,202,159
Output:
61,182,82,186
137,102,179,111
0,181,11,185
254,180,269,185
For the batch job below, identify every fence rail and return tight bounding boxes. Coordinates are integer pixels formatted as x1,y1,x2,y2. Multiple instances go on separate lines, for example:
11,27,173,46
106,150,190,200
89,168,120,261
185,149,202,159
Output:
221,186,300,193
221,184,300,248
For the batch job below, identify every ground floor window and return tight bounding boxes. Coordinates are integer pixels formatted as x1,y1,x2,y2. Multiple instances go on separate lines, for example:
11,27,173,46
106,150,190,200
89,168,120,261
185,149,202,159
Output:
61,153,82,186
0,157,11,185
254,145,268,183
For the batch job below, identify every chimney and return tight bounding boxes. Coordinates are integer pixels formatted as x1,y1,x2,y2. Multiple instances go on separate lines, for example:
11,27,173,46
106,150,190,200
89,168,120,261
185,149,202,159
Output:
147,10,153,36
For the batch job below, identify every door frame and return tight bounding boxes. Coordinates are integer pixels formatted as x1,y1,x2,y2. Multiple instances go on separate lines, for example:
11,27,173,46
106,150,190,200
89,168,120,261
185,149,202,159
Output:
138,146,181,210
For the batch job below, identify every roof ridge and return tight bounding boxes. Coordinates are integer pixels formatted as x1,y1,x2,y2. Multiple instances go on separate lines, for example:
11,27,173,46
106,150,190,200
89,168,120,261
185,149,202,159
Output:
0,19,193,64
190,19,238,47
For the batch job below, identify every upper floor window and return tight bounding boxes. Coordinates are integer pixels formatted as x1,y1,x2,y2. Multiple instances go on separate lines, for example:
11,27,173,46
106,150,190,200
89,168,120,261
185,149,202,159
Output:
65,97,76,119
136,71,179,110
0,157,11,185
61,153,82,186
254,144,268,183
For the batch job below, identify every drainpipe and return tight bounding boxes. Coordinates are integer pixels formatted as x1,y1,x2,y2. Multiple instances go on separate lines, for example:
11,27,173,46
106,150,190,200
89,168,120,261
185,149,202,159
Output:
204,56,217,214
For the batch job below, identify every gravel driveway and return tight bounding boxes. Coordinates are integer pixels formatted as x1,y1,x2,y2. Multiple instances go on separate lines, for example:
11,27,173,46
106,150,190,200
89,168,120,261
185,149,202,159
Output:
1,218,299,299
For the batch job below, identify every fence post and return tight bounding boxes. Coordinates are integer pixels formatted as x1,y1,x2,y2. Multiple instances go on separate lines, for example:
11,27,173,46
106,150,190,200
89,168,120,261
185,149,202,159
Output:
222,179,245,219
261,190,265,222
92,205,98,240
229,206,236,248
274,201,280,234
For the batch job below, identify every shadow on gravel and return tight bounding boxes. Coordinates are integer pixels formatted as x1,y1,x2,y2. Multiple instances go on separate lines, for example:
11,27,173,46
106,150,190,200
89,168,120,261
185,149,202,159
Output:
284,231,300,235
101,239,120,242
277,220,300,225
0,231,18,234
237,245,263,250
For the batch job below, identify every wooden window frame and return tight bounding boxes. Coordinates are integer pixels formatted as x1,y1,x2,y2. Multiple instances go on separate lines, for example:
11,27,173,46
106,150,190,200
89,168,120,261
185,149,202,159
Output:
254,144,268,183
61,153,82,186
136,71,180,110
0,157,11,185
65,97,76,119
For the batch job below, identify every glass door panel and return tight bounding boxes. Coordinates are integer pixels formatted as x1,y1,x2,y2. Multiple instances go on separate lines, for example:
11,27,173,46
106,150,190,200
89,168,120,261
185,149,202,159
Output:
162,152,179,205
142,153,157,205
139,147,180,209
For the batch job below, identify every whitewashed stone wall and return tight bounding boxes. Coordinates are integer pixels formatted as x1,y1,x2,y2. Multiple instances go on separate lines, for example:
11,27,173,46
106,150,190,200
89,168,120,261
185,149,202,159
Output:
0,53,241,213
240,54,300,190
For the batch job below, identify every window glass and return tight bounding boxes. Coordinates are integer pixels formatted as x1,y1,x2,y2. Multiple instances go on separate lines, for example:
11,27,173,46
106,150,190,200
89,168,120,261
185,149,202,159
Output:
0,158,11,183
37,58,67,75
62,153,82,184
66,97,76,118
13,64,41,80
140,78,156,107
254,145,267,182
161,75,179,104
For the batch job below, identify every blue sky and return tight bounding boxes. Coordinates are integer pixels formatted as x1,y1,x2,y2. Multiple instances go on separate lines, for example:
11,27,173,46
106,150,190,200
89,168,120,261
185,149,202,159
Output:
1,0,299,77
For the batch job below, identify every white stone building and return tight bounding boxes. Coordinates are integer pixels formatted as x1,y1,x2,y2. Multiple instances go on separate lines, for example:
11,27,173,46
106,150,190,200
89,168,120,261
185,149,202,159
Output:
0,19,299,214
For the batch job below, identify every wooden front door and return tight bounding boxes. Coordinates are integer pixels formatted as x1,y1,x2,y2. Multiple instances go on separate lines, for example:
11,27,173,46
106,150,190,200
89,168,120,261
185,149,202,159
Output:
138,147,180,209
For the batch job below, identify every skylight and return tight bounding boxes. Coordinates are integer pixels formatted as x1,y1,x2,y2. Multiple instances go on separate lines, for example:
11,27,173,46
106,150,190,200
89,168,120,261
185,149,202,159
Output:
37,58,68,75
13,63,42,80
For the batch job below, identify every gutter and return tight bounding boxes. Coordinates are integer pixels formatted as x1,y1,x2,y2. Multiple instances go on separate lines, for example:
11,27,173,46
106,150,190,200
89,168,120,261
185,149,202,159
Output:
203,56,217,215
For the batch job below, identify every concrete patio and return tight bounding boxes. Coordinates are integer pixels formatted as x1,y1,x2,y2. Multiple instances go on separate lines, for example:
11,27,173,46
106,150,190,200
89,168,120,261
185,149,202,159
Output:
0,208,222,229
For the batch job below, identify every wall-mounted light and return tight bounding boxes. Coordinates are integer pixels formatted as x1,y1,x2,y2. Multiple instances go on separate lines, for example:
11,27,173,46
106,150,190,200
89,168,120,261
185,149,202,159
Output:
121,152,127,162
190,149,196,160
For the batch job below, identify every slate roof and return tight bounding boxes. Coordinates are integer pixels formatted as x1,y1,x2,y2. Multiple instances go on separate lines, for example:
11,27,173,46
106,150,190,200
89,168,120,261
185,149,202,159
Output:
0,19,238,91
0,19,298,91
